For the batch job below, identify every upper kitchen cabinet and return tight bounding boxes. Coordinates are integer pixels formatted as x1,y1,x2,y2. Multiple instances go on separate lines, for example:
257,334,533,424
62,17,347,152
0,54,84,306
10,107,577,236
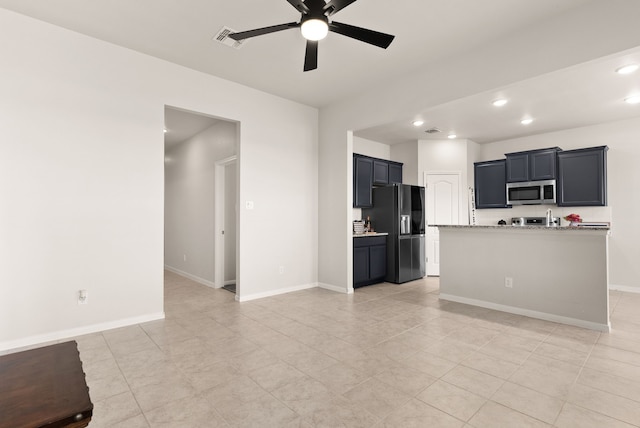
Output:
389,162,403,185
354,154,403,208
354,155,373,208
373,158,403,185
474,159,509,209
506,147,561,182
373,159,389,185
557,146,608,206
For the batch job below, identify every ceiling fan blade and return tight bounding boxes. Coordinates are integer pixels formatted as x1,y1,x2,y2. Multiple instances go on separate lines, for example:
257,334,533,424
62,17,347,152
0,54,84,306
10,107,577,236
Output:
324,0,359,16
228,22,299,41
329,21,395,49
286,0,310,14
304,40,318,71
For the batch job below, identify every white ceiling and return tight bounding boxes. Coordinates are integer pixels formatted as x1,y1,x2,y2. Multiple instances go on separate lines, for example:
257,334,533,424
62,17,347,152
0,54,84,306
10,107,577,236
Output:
2,0,639,145
0,0,591,109
356,47,640,144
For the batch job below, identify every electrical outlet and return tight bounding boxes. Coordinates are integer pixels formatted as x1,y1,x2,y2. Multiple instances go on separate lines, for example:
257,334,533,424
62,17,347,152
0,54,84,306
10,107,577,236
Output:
279,266,285,275
78,289,88,305
505,277,513,288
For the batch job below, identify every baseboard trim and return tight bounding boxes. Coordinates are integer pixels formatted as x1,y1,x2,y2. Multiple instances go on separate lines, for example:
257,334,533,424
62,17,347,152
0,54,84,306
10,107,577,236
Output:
0,312,165,354
237,283,318,302
439,293,610,332
164,265,215,288
609,284,640,294
318,282,352,294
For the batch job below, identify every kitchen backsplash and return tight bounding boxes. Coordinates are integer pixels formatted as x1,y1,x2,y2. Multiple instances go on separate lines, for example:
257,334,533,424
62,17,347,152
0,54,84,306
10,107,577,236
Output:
357,201,612,227
475,205,612,227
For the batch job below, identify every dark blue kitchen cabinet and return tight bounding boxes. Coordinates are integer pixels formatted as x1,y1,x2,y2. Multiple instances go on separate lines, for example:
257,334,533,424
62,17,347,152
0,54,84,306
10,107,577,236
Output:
506,147,561,182
373,160,389,185
353,235,387,288
354,154,403,207
557,146,608,206
474,159,509,209
389,162,403,184
354,156,373,207
373,158,403,185
353,246,370,285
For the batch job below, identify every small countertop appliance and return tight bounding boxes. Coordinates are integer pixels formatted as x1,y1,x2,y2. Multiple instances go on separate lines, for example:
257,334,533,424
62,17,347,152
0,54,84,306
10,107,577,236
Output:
511,216,561,227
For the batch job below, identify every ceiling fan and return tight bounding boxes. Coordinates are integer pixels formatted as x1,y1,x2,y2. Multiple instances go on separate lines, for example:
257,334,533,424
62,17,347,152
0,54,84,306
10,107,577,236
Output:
228,0,395,71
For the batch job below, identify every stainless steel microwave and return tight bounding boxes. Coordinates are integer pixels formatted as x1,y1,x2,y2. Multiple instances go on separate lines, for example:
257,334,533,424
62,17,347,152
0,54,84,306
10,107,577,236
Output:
506,179,556,205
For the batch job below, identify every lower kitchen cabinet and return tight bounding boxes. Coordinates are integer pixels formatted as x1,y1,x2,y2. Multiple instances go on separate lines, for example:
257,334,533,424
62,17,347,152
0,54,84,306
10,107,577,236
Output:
557,146,608,206
353,235,387,288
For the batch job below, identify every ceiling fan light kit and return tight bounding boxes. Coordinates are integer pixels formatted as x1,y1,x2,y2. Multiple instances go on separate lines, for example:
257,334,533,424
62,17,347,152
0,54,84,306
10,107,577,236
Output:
227,0,395,71
301,18,329,41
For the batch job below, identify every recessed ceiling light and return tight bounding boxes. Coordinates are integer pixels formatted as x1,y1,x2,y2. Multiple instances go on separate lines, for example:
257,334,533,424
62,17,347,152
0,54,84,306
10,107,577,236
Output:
412,120,424,127
625,95,640,104
520,118,534,125
492,99,508,107
164,128,168,133
616,64,639,74
448,134,457,139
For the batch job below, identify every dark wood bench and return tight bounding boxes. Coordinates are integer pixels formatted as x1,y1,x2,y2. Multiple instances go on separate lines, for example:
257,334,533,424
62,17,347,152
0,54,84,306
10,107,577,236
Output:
0,341,93,428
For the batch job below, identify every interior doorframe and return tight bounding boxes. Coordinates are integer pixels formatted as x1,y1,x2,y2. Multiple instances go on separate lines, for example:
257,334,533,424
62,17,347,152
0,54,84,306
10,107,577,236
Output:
423,171,463,276
214,155,237,289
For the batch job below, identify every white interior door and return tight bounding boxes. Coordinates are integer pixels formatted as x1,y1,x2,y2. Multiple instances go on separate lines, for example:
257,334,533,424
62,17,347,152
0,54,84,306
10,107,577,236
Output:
425,172,461,276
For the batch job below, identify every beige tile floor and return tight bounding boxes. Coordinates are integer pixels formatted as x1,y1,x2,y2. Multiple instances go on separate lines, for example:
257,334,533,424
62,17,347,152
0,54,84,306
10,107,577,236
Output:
71,271,640,426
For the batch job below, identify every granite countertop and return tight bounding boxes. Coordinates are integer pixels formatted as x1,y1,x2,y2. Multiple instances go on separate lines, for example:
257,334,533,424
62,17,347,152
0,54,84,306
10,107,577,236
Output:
353,232,389,238
430,224,610,231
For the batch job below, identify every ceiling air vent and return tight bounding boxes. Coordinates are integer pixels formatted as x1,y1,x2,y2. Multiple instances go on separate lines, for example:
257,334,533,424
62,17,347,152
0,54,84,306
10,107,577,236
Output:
425,127,442,134
213,26,246,49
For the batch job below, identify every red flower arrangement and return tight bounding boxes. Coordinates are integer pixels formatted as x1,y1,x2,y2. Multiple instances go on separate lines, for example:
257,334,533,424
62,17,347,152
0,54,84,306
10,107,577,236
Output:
564,213,582,223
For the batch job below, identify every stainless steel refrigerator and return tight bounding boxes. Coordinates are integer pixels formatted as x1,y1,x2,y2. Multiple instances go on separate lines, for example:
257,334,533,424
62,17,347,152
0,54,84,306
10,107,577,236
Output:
362,184,426,283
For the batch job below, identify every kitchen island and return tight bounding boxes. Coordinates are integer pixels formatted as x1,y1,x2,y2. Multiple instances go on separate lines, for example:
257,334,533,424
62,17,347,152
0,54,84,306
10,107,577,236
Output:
434,225,610,331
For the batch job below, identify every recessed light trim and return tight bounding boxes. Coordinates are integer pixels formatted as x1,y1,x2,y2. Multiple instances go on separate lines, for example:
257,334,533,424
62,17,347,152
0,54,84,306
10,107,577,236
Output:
492,98,508,107
625,95,640,104
164,128,168,133
616,64,639,75
448,134,457,139
412,120,424,127
520,118,534,125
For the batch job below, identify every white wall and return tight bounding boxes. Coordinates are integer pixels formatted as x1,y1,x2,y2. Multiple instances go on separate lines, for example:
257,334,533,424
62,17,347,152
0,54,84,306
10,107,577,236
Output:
0,9,318,350
164,120,236,286
475,117,640,290
318,0,640,292
353,137,390,160
390,142,419,185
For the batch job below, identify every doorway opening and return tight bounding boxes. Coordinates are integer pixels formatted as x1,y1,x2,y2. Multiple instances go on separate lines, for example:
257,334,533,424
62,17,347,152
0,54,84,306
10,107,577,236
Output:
164,106,239,295
215,156,237,294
